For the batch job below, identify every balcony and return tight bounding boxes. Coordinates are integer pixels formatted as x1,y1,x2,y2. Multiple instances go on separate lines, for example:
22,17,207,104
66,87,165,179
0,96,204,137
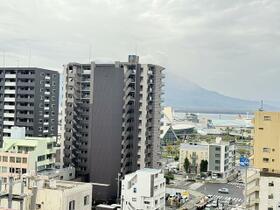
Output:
4,97,15,102
246,185,259,195
43,129,49,133
4,89,16,94
17,81,35,87
43,122,49,126
44,107,50,110
4,82,16,86
45,84,51,88
44,114,49,118
44,99,50,103
4,105,15,110
45,91,51,95
3,113,15,118
45,76,51,80
3,128,11,133
3,120,14,126
5,74,16,79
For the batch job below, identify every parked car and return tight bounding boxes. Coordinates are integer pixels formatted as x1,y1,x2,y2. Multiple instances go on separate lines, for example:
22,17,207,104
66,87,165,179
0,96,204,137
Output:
218,188,229,194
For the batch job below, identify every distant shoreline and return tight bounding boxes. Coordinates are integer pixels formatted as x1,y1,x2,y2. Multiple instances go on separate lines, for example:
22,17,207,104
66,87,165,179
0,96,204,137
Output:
174,109,255,115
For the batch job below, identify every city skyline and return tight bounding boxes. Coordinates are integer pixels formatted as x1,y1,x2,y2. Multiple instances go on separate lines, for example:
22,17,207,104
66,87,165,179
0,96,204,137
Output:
0,0,279,102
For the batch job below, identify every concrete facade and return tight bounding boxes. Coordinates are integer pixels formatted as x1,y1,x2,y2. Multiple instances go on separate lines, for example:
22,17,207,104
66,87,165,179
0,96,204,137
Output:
0,175,92,210
179,143,208,173
0,67,59,143
253,111,280,172
0,135,58,181
121,168,165,210
61,55,164,201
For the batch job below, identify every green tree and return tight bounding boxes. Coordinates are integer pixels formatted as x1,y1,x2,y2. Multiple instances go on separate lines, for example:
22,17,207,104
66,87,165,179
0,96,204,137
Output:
200,160,208,173
164,171,174,184
184,157,190,173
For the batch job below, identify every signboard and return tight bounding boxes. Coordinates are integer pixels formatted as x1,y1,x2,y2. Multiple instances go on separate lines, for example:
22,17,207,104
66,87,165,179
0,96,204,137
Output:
240,156,249,167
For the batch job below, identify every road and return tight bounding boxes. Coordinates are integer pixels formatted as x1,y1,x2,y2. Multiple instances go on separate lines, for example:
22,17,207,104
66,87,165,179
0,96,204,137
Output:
196,182,244,205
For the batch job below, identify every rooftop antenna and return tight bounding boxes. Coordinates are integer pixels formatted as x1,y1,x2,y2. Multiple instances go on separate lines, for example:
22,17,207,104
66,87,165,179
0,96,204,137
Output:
259,100,264,111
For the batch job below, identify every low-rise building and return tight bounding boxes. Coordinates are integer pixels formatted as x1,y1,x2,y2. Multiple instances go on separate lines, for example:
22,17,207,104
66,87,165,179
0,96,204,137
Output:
0,175,92,210
179,138,236,178
208,138,236,178
0,133,59,182
179,143,208,173
121,168,165,210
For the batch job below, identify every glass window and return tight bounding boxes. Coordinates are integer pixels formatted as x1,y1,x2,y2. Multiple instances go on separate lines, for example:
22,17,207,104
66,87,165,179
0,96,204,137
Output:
84,195,89,205
10,157,15,163
69,200,75,210
22,158,27,163
16,157,21,163
3,156,8,162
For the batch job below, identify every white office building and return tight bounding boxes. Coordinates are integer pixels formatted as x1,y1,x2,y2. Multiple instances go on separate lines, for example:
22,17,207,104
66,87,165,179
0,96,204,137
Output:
121,168,165,210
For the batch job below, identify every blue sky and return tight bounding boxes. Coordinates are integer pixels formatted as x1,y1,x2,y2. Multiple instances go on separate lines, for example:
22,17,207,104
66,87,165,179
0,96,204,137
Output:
0,0,279,101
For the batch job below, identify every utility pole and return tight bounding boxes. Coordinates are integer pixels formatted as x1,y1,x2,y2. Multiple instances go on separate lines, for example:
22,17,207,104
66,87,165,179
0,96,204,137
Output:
116,172,121,204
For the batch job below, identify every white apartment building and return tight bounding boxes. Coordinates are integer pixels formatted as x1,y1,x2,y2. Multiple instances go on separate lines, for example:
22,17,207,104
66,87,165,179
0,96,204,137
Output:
0,175,92,210
246,169,280,210
208,138,236,178
179,138,236,178
121,168,165,210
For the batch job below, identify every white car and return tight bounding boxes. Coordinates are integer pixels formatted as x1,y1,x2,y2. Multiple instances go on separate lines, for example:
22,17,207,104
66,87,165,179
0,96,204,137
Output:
218,188,229,194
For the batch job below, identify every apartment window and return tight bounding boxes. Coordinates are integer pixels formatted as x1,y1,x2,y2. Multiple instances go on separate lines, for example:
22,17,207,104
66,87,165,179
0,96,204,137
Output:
10,157,15,163
84,195,90,205
132,197,137,202
22,168,27,174
268,208,273,210
264,116,271,121
263,158,269,163
16,157,21,163
144,201,150,204
2,167,7,173
263,148,271,153
133,187,137,193
37,155,45,162
259,127,264,130
69,200,75,210
268,181,274,187
3,156,8,162
268,194,273,199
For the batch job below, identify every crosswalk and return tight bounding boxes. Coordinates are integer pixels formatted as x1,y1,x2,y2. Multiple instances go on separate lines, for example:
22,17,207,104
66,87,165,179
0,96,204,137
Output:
212,194,243,203
227,182,245,189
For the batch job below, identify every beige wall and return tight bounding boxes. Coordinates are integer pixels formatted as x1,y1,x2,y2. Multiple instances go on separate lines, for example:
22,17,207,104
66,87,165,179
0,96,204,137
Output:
0,152,29,181
179,146,208,172
253,112,280,172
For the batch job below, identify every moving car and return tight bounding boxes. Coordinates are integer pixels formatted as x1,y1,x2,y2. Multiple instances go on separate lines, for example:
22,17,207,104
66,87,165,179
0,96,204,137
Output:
218,188,229,194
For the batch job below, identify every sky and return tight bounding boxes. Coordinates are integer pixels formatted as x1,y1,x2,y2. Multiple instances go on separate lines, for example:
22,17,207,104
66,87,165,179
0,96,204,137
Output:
0,0,279,101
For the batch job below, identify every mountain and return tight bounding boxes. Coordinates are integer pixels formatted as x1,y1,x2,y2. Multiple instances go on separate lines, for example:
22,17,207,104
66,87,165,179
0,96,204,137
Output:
164,77,280,113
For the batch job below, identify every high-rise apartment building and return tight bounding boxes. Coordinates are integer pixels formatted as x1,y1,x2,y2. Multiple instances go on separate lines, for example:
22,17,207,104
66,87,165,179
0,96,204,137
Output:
252,111,280,172
246,111,280,209
61,55,164,201
61,63,92,176
0,68,59,143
